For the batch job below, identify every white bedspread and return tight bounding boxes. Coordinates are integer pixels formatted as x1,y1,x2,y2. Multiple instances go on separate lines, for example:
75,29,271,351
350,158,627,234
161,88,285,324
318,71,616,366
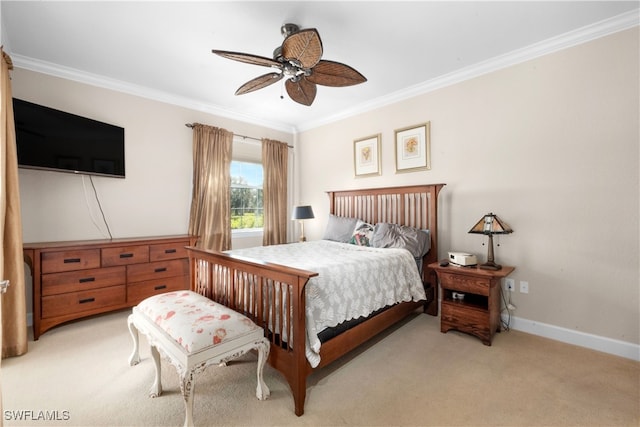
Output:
228,240,426,367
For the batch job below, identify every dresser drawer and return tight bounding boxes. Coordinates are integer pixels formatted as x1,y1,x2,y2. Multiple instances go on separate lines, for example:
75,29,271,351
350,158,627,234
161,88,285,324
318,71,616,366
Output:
102,245,149,266
42,249,101,274
127,259,189,283
127,275,189,305
42,266,126,296
149,241,189,262
41,285,126,318
439,272,490,296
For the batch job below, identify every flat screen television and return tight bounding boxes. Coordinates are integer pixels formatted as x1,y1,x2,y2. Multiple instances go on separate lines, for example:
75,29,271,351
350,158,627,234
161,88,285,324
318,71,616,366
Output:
13,98,125,178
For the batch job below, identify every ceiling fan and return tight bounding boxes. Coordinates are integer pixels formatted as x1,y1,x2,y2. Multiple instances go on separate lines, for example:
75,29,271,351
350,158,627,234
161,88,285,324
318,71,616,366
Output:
212,23,367,106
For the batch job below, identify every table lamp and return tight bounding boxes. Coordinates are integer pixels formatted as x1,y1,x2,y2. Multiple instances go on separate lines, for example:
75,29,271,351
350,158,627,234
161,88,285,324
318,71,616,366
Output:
292,205,314,242
468,212,513,270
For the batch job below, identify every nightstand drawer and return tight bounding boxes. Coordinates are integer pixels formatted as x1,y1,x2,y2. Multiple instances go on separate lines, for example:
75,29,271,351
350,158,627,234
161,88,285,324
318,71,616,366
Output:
441,302,489,335
439,272,490,296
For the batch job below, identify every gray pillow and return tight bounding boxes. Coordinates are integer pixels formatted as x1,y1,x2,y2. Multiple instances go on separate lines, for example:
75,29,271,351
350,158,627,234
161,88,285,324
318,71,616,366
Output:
371,223,431,258
323,215,359,243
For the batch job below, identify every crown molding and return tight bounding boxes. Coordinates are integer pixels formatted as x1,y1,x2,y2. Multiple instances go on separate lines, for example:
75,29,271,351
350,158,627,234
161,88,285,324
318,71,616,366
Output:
10,9,638,135
10,54,297,134
296,9,639,132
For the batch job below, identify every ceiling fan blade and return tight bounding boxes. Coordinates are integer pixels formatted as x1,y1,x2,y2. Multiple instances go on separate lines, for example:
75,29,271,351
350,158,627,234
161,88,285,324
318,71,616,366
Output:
285,78,317,106
212,50,281,68
281,29,323,69
307,60,367,87
235,73,283,95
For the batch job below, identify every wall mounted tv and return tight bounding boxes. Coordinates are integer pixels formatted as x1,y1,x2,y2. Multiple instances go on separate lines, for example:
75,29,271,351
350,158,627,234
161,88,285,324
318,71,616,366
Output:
13,98,125,178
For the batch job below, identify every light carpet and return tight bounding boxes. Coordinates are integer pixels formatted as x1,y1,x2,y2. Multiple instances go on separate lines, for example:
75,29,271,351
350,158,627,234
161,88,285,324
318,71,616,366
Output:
2,310,638,426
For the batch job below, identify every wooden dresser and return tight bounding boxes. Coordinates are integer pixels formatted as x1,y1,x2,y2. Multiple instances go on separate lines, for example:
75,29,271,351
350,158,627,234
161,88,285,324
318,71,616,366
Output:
23,235,197,340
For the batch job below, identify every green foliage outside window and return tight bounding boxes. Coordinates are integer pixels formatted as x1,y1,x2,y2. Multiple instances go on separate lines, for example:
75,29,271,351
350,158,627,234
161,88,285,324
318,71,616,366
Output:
231,161,263,230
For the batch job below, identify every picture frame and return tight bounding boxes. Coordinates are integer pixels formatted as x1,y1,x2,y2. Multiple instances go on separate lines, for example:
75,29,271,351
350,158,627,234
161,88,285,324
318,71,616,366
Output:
394,122,431,173
353,134,381,177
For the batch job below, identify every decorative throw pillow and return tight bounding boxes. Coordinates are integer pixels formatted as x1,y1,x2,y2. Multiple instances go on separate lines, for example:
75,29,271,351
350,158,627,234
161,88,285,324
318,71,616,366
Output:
323,215,359,243
350,220,374,246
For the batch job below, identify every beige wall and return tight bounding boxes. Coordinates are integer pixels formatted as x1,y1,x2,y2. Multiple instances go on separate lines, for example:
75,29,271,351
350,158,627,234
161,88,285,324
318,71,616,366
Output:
297,28,639,346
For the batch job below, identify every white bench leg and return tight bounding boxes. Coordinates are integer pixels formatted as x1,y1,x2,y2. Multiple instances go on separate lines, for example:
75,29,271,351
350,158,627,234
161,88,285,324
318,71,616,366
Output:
127,315,141,366
180,369,196,427
149,345,163,398
255,338,270,400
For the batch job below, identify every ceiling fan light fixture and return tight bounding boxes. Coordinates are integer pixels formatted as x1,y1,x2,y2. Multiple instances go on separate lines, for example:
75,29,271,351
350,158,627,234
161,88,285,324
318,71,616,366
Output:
212,23,366,106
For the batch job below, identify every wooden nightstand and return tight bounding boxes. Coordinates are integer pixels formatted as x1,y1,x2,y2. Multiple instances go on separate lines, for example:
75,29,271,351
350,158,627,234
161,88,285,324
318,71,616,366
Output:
428,262,515,345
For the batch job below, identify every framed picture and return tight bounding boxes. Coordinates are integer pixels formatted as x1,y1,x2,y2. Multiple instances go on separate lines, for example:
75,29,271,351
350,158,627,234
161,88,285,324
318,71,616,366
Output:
394,122,431,173
354,134,381,177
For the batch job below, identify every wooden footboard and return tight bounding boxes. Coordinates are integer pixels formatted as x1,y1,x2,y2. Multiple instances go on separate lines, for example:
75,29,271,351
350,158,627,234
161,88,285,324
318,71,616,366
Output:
187,246,317,415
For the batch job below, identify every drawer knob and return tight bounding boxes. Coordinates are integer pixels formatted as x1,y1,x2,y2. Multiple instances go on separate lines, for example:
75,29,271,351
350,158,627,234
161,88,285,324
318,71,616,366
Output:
164,249,177,254
154,267,167,273
119,253,134,259
154,284,167,290
78,277,96,284
64,258,81,264
79,297,95,304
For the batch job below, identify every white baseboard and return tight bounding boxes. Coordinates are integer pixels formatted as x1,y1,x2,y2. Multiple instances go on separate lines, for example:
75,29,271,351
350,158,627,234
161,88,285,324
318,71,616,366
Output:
502,314,640,362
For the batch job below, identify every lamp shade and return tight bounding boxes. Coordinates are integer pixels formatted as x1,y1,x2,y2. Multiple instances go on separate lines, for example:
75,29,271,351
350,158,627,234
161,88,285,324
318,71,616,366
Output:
468,213,513,235
468,213,513,270
292,205,315,220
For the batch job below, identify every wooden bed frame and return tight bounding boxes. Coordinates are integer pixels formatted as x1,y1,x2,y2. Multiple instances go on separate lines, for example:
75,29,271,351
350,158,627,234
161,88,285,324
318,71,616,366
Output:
186,183,445,416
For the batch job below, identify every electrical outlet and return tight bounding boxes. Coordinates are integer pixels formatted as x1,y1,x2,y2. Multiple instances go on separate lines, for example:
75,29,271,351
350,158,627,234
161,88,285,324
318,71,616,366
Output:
505,278,515,292
520,281,529,294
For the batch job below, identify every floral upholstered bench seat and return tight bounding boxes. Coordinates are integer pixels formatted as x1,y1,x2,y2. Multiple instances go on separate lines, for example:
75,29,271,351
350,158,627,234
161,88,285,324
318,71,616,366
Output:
128,290,270,427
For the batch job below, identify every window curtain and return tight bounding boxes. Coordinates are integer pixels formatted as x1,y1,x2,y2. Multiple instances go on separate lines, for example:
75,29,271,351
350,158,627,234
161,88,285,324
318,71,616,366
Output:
262,138,288,246
188,124,233,251
1,48,28,359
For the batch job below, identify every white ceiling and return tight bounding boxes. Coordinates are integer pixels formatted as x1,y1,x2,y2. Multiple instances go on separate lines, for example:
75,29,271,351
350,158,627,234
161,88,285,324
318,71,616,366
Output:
2,1,638,133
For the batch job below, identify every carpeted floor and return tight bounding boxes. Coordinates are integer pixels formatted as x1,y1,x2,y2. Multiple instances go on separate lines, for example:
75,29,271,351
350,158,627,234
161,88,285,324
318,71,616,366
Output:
2,310,638,426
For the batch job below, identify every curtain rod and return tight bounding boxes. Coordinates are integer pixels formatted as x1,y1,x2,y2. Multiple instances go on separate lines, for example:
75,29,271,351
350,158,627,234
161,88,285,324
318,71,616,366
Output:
185,123,293,148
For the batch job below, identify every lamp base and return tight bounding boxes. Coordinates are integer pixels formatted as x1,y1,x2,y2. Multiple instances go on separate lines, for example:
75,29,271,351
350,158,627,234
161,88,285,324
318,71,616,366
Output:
479,261,502,271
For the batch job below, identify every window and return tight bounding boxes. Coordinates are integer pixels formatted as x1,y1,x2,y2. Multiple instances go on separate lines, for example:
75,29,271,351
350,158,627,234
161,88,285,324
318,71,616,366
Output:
230,161,263,231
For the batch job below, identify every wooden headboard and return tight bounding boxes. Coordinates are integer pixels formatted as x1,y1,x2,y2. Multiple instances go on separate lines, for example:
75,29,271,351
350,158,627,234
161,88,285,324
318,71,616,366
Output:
326,183,445,270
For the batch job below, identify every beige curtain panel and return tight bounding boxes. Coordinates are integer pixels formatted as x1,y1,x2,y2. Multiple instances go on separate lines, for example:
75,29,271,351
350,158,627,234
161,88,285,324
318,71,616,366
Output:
188,123,233,251
1,48,28,359
262,138,288,246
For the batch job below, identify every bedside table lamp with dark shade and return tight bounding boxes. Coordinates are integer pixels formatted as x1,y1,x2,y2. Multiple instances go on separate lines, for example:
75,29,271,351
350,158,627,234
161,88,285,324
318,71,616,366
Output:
292,205,314,242
468,213,513,270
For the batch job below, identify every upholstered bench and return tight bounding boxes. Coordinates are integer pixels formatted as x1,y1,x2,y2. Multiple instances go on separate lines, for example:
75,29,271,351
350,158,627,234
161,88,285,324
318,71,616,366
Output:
128,290,270,427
